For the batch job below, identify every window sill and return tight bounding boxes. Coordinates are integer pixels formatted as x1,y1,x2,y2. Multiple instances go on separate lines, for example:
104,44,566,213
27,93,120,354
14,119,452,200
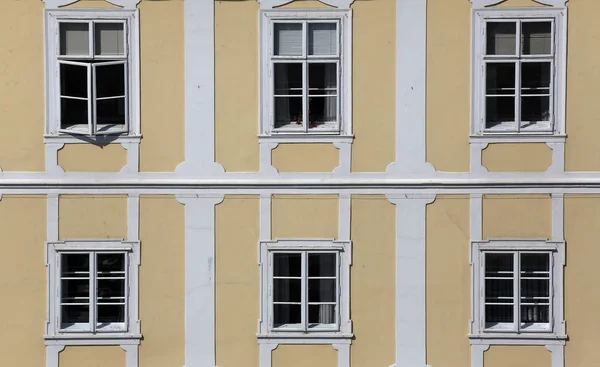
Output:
44,333,142,346
470,134,566,144
257,332,353,344
44,134,142,145
259,134,354,144
469,333,566,346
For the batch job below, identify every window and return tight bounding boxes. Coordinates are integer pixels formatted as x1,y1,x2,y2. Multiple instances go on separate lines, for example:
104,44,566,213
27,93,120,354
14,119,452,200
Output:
46,241,140,340
45,10,140,138
260,10,352,137
470,240,565,339
472,9,566,136
259,240,352,338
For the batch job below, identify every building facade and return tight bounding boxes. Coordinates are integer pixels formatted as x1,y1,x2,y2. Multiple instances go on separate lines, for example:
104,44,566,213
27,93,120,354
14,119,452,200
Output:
0,0,597,366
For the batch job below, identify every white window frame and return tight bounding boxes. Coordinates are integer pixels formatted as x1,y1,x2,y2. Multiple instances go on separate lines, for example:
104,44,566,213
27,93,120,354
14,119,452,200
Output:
45,240,141,344
45,9,141,141
259,9,353,141
470,239,566,342
258,239,352,341
471,8,567,140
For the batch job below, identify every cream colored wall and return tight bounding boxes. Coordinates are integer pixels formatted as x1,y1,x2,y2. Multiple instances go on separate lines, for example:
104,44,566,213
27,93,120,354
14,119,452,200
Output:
272,195,339,239
426,196,471,367
565,0,600,171
215,0,260,172
483,194,552,239
281,0,332,9
0,197,46,367
272,345,337,367
215,195,260,367
138,195,185,367
427,0,470,172
0,1,45,171
59,195,128,240
272,144,339,172
350,195,395,367
351,0,396,172
484,346,550,367
60,346,125,367
482,144,552,172
67,0,119,8
497,0,546,7
564,196,600,366
59,144,127,172
138,0,185,172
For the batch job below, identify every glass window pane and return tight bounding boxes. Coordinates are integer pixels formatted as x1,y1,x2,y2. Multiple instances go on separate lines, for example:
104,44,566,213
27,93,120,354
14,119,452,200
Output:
61,99,89,129
487,22,517,55
485,279,514,303
96,64,126,98
61,305,89,326
308,23,337,55
274,23,303,56
485,305,514,326
95,23,125,56
309,63,337,95
522,62,551,95
522,22,552,55
521,96,550,123
308,253,336,277
97,305,125,324
273,253,301,277
273,279,301,303
521,305,550,325
61,254,90,277
486,63,516,95
273,304,301,327
485,253,514,277
308,304,336,326
61,63,88,98
274,63,302,96
486,97,515,129
60,23,90,56
61,279,90,303
96,98,126,127
308,279,336,303
97,279,125,301
275,97,302,128
97,253,126,275
521,253,550,276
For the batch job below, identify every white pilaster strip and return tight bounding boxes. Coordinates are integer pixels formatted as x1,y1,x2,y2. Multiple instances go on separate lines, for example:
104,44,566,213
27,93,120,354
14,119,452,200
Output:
333,344,350,367
260,194,272,241
552,193,564,241
469,194,483,341
177,0,224,176
471,344,490,367
387,194,435,367
339,193,351,241
177,195,224,367
46,345,65,367
387,0,434,174
127,194,140,241
470,194,483,242
546,344,565,367
121,344,139,367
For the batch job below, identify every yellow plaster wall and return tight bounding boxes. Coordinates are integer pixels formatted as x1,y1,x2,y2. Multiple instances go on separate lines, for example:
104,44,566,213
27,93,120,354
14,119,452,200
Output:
482,143,552,172
59,144,127,172
350,195,395,367
0,197,46,367
0,0,45,171
565,0,600,171
427,0,470,172
139,196,185,367
215,0,260,172
59,195,128,240
138,0,185,172
426,196,471,367
59,346,125,367
497,0,547,7
272,195,338,239
564,196,600,366
484,346,550,367
483,194,551,239
280,0,333,9
216,195,260,367
66,0,119,8
351,0,396,172
272,345,337,367
272,144,339,172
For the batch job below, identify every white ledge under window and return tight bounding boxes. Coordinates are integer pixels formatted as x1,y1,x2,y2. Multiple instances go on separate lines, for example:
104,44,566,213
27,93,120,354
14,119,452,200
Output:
469,134,566,144
258,134,354,144
44,134,142,145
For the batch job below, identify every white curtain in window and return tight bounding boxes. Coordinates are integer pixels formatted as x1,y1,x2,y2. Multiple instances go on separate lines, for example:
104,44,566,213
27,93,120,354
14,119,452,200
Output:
309,23,337,55
275,23,302,56
323,65,337,123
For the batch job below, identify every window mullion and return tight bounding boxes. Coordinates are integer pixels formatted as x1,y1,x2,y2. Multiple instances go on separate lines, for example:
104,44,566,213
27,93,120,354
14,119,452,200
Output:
87,63,94,135
90,252,96,333
303,21,309,132
515,20,522,133
514,252,520,333
124,253,130,331
89,20,94,58
301,252,307,331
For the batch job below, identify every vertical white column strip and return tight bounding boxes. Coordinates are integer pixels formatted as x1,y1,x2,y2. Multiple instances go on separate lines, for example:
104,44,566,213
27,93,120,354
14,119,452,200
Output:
471,344,490,367
260,194,272,242
178,195,224,367
46,345,65,367
388,0,434,174
120,344,139,367
48,194,59,242
127,194,140,241
333,343,351,367
178,0,224,176
470,194,483,242
387,194,435,367
470,194,484,367
546,344,565,367
339,193,351,241
551,193,564,241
